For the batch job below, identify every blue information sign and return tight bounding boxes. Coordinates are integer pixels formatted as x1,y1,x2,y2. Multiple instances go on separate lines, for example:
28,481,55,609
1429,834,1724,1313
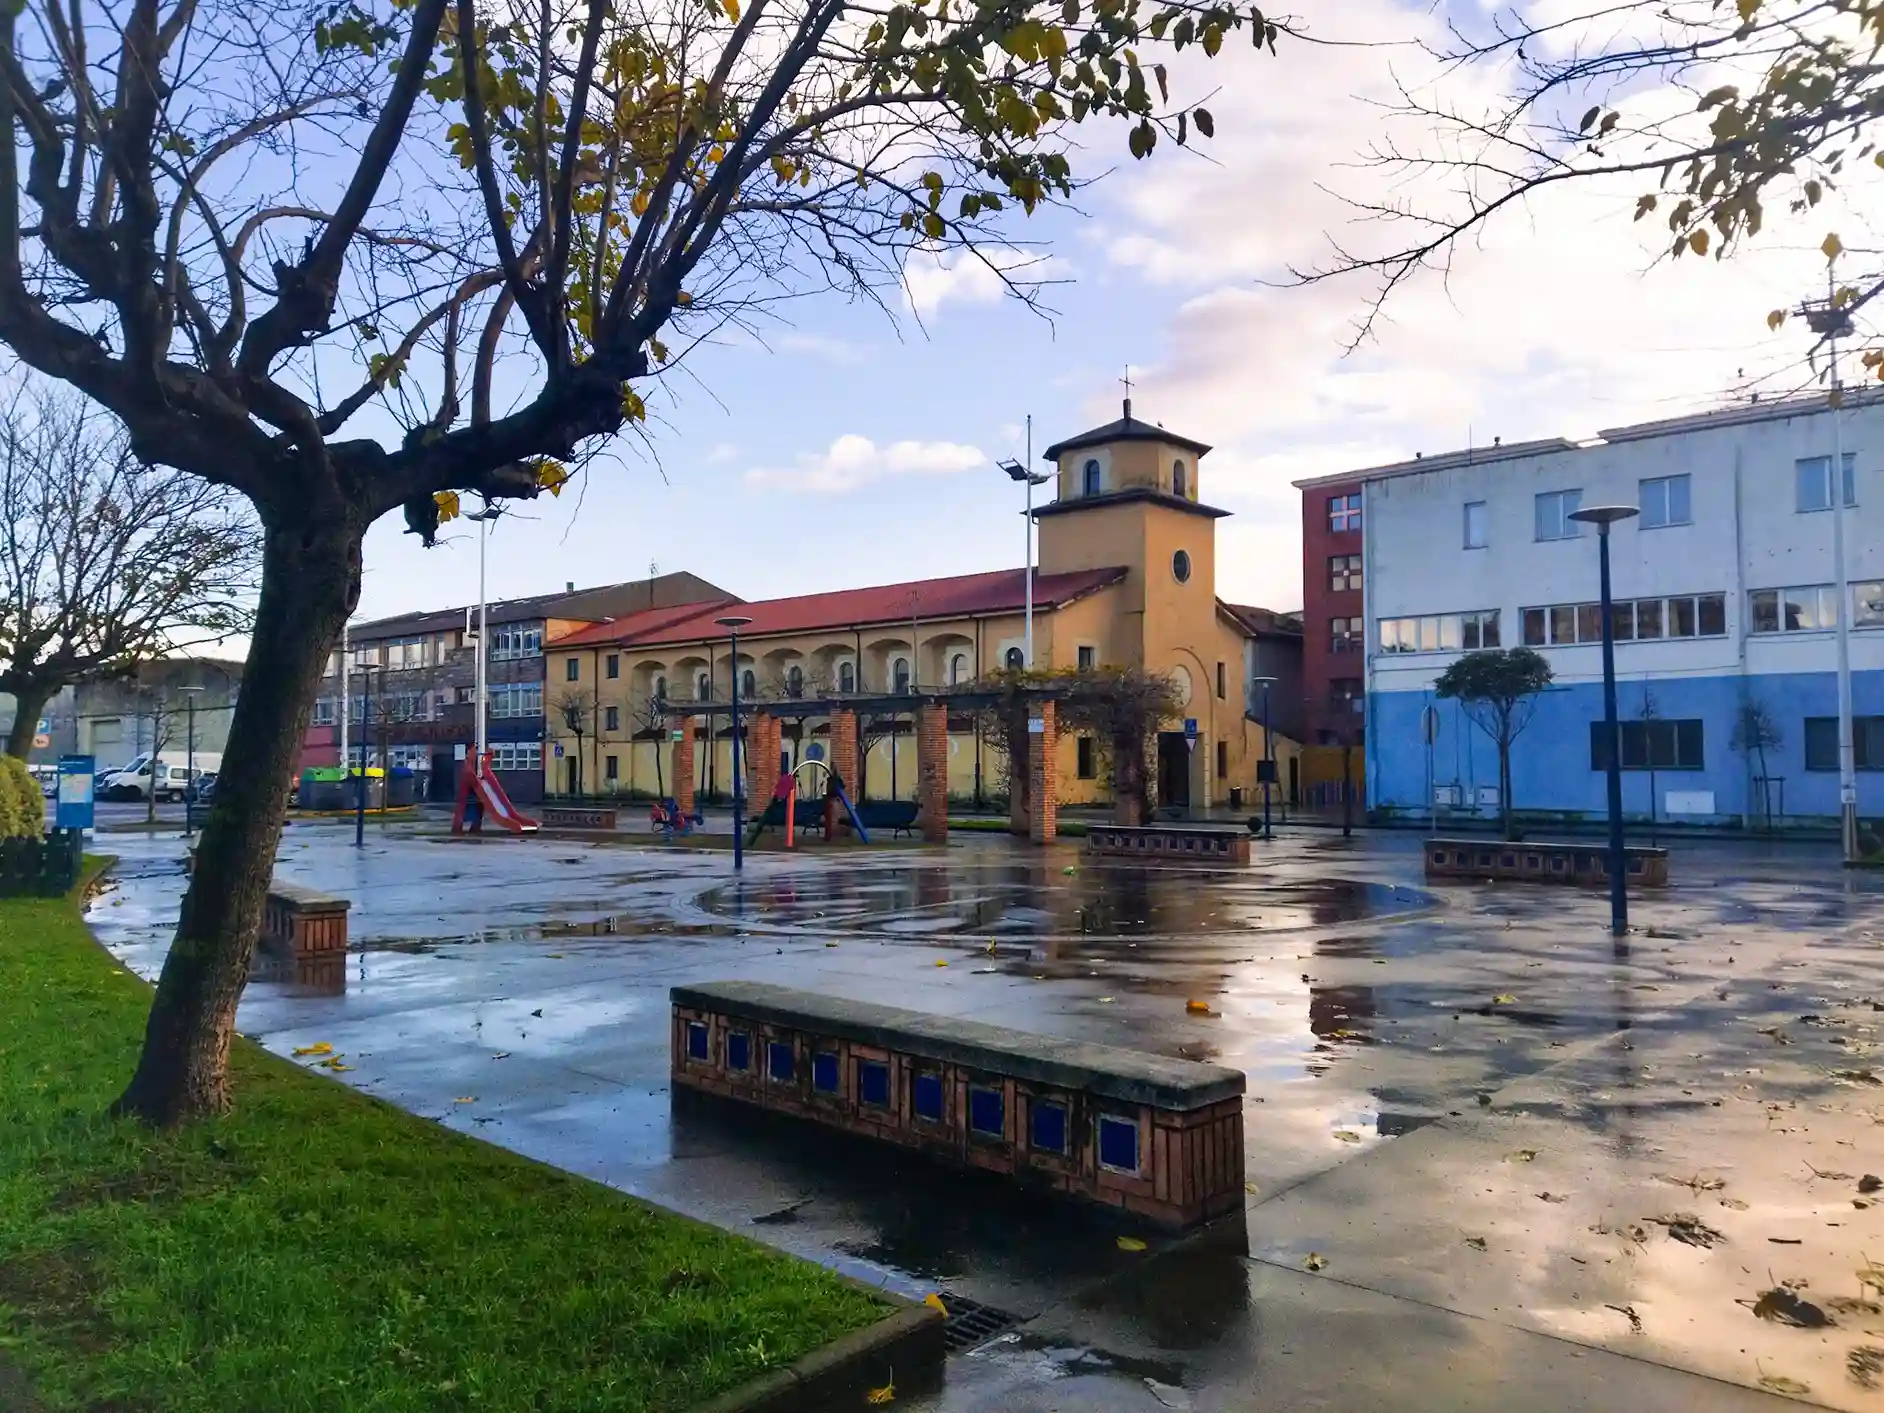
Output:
55,754,95,831
1183,717,1199,740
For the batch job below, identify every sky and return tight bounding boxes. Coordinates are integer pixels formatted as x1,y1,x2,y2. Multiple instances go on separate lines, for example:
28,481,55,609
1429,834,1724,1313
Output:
346,0,1876,626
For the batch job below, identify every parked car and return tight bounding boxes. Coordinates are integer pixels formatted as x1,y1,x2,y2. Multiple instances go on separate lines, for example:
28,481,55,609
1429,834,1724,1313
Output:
98,752,223,803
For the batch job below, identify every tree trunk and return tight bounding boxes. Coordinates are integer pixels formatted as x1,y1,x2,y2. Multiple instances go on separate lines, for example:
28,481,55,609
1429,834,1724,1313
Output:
113,516,360,1126
1499,739,1515,841
4,680,55,759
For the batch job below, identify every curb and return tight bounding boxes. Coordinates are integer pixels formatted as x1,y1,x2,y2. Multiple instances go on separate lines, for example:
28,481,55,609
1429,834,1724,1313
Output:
691,1299,946,1412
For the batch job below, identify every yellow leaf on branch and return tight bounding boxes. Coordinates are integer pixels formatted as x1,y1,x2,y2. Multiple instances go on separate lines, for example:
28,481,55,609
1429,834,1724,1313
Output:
434,490,462,524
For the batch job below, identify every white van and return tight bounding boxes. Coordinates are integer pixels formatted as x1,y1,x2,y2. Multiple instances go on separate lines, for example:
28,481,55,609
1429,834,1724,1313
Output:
99,752,223,802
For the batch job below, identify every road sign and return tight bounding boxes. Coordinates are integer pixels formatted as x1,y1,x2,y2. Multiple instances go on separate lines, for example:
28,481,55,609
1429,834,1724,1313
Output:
1183,717,1198,753
56,755,95,831
1027,716,1046,735
553,742,565,758
36,716,49,733
671,729,685,741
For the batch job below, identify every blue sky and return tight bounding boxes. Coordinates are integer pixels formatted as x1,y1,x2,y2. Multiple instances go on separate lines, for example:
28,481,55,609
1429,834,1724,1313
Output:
348,0,1870,625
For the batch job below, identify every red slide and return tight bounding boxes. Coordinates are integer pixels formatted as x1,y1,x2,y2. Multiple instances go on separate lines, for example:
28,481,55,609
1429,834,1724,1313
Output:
451,752,540,834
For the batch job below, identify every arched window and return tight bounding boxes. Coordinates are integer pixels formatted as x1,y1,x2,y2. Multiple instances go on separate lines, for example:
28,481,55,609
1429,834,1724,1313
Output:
1005,646,1024,670
741,668,756,698
653,675,667,702
893,657,911,693
787,664,804,698
839,661,856,693
1082,458,1101,496
1173,459,1187,498
696,671,711,700
949,652,968,685
1171,549,1192,584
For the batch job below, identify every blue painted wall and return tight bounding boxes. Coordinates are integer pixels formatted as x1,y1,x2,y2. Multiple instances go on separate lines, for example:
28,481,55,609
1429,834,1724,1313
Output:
1370,669,1884,824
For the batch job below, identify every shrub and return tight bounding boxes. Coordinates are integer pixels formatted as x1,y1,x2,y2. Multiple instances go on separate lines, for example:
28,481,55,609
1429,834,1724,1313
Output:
0,756,44,839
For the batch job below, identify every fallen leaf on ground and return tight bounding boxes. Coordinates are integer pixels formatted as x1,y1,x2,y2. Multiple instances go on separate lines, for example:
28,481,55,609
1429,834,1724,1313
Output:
1863,1175,1883,1194
1536,1191,1568,1203
1759,1372,1812,1396
923,1293,948,1317
1334,1130,1362,1143
1770,1237,1804,1245
1720,1198,1750,1210
1827,1296,1884,1317
491,1052,510,1060
1098,996,1115,1004
1185,1000,1213,1015
1851,1347,1884,1389
1244,1182,1260,1195
1858,1264,1884,1295
1606,1303,1644,1333
1491,994,1517,1005
1143,1377,1191,1409
1749,1287,1833,1328
1505,1149,1538,1163
1116,1236,1147,1253
315,1058,351,1072
453,1096,477,1104
1464,1236,1488,1251
530,1008,543,1017
292,1042,334,1057
1658,1173,1726,1193
1303,1252,1327,1272
1648,1213,1727,1248
934,960,948,968
865,1375,896,1405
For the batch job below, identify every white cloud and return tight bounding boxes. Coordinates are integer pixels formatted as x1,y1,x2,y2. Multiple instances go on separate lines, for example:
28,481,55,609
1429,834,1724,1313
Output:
775,331,871,364
745,433,985,492
703,441,742,464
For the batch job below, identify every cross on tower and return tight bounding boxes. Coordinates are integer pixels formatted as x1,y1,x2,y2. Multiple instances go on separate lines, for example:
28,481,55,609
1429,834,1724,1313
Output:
1121,365,1134,419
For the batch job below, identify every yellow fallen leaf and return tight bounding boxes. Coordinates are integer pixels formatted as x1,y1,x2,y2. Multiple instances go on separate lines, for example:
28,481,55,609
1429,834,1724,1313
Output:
1185,1000,1213,1015
1098,996,1116,1004
1492,994,1517,1005
1244,1182,1261,1195
1304,1252,1327,1271
865,1374,895,1405
1334,1130,1362,1143
316,1058,351,1072
292,1042,334,1057
1505,1149,1538,1163
1117,1236,1147,1252
454,1096,477,1104
934,960,948,968
923,1293,948,1317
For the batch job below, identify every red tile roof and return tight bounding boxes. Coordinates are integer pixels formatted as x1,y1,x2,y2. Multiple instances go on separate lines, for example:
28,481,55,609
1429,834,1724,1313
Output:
551,566,1127,650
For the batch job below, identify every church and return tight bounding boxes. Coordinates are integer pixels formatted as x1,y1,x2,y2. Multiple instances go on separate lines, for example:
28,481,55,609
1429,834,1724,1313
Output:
545,402,1302,811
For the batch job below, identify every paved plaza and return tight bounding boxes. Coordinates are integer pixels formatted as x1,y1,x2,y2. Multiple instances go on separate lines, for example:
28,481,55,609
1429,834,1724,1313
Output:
88,822,1884,1411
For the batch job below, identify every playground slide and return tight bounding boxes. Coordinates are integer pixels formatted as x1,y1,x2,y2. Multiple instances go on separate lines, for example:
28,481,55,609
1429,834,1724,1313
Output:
453,755,539,833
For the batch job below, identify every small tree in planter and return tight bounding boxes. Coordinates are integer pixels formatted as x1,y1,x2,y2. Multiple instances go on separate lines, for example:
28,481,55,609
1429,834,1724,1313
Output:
1730,697,1784,830
1434,648,1554,841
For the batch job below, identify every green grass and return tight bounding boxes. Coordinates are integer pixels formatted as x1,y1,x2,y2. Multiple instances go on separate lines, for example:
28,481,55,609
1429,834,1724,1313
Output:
0,862,885,1412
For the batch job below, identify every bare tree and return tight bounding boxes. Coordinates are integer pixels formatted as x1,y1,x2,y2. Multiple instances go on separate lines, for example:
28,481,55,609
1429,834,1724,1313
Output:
554,688,595,796
0,0,1267,1123
0,377,255,758
767,663,827,770
1310,0,1884,356
629,690,668,800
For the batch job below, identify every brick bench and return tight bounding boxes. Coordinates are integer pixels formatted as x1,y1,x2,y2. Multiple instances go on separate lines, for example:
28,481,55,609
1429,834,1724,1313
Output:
1086,824,1251,865
1424,838,1670,888
671,981,1245,1230
261,881,350,957
541,805,619,830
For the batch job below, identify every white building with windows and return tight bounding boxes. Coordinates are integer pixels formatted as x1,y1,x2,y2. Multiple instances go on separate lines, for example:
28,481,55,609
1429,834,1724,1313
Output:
1324,394,1884,826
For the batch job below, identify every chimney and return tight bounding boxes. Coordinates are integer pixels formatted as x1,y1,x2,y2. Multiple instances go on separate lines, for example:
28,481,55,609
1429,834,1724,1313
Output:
566,581,575,592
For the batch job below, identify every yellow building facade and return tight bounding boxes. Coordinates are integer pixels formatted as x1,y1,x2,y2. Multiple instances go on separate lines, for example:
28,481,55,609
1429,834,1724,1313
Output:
545,404,1299,811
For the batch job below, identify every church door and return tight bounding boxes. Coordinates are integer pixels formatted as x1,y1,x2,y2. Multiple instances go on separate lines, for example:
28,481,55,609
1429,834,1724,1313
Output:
1156,732,1191,811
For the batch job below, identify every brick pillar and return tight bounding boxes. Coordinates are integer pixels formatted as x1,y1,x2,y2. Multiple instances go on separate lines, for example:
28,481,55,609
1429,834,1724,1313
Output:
1027,701,1057,844
830,708,860,798
750,716,781,808
672,716,696,815
1009,712,1030,836
916,702,949,844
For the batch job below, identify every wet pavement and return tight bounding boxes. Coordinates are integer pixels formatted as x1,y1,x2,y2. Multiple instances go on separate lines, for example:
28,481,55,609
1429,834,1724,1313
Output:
85,822,1884,1410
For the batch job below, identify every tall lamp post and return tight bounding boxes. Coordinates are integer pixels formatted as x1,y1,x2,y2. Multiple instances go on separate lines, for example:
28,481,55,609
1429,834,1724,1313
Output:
1569,504,1640,938
998,419,1052,666
178,685,203,837
718,615,754,871
1251,675,1277,839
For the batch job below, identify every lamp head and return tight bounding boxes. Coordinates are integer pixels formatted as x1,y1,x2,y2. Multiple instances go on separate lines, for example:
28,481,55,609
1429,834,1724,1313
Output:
1568,504,1639,530
715,615,754,631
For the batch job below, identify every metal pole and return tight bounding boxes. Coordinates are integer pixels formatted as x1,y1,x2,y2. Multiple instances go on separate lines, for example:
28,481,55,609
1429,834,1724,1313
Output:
339,620,349,766
1262,680,1273,839
355,670,367,849
1597,523,1628,937
1024,413,1034,666
476,515,489,762
729,625,744,871
184,694,196,837
1828,266,1859,862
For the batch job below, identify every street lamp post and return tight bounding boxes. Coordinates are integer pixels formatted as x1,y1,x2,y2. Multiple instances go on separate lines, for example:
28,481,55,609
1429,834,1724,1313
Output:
998,417,1052,667
1569,503,1640,938
179,685,203,837
1251,675,1277,839
718,615,754,871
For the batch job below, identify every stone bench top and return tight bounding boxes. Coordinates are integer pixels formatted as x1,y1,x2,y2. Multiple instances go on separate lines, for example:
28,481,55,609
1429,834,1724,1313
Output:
1429,838,1669,859
672,981,1245,1110
266,880,351,912
1091,824,1245,839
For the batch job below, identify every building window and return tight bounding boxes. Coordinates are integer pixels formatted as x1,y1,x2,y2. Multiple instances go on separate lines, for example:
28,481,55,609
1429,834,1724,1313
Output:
1215,739,1227,779
1097,1114,1140,1173
1082,458,1101,496
565,658,580,681
653,675,668,702
1328,492,1361,533
787,664,804,697
1590,718,1705,771
1523,593,1726,645
1796,453,1856,512
1330,678,1364,715
893,657,911,693
1172,549,1192,583
696,671,711,700
1639,474,1692,528
968,1086,1005,1138
1463,500,1487,549
1030,1100,1068,1154
1858,581,1884,627
839,661,856,692
767,1041,795,1083
857,1059,890,1107
1077,645,1097,672
1215,661,1226,698
727,1032,751,1072
490,625,544,660
1750,585,1838,634
1534,488,1583,541
1805,716,1884,771
812,1051,840,1095
912,1071,945,1123
604,705,620,732
1378,611,1500,654
311,697,336,726
1004,646,1024,670
950,652,969,685
1173,459,1188,497
1330,616,1363,652
1076,736,1096,779
685,1021,709,1062
488,742,544,772
605,654,620,679
488,683,544,719
604,753,619,780
1329,554,1362,592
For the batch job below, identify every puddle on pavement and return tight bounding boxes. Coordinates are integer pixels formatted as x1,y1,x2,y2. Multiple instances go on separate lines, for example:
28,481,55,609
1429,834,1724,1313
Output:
695,860,1433,939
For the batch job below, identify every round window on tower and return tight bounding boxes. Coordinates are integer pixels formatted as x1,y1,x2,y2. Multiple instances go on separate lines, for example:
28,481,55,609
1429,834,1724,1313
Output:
1172,549,1192,583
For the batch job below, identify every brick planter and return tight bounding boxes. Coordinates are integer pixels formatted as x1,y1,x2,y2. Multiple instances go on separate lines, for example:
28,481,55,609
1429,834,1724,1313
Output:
261,882,350,957
1085,825,1250,865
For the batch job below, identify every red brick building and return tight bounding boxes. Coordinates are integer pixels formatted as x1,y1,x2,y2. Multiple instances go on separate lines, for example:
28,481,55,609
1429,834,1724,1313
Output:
1293,471,1367,749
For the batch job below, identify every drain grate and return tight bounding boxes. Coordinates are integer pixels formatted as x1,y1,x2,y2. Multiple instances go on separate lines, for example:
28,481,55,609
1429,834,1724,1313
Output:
939,1292,1022,1353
